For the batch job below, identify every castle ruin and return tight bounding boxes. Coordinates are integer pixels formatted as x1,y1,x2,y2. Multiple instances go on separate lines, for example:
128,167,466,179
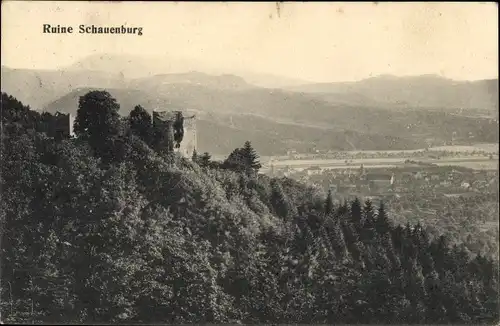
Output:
46,110,197,157
52,112,75,138
152,110,197,158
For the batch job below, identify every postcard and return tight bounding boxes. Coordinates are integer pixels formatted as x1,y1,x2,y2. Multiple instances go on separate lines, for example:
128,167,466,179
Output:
1,1,498,324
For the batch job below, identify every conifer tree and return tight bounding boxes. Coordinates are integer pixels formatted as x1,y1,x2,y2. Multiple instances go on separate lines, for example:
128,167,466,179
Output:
270,179,291,220
335,201,350,222
324,190,334,215
375,201,390,234
326,218,348,261
350,198,362,228
200,152,211,168
362,200,377,243
191,149,199,163
363,200,375,224
242,141,261,173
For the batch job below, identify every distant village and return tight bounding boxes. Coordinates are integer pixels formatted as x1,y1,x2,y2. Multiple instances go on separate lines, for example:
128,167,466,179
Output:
270,161,498,205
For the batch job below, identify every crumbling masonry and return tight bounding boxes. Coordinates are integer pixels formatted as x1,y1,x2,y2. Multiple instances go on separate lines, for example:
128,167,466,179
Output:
152,110,197,158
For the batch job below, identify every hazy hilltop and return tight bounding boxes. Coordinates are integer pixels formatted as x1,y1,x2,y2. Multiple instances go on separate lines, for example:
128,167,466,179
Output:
234,71,314,89
44,80,348,124
129,72,254,91
288,74,499,112
65,53,308,89
65,53,211,79
45,87,180,116
0,65,126,109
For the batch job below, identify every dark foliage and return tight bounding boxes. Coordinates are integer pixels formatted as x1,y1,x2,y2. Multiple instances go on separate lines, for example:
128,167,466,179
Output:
0,92,498,324
222,141,261,175
128,105,152,145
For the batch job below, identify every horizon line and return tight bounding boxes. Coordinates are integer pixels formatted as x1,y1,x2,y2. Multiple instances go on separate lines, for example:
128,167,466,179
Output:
1,63,498,84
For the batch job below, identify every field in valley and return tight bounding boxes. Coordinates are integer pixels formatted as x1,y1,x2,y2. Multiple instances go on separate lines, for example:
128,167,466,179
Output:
428,143,498,153
259,144,499,173
264,156,498,170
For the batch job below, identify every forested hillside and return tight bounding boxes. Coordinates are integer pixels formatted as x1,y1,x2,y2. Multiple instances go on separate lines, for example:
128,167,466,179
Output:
0,91,498,324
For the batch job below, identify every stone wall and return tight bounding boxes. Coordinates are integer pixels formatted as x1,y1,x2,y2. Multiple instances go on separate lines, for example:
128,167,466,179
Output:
53,112,75,138
152,110,197,157
180,116,197,158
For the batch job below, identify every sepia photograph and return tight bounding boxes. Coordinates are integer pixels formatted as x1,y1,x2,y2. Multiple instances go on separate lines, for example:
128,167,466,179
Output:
0,1,498,324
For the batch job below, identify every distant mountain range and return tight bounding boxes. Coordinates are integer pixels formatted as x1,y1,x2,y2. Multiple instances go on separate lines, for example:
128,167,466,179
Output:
128,72,253,91
63,53,312,89
2,54,498,111
0,65,126,110
287,74,499,111
1,54,498,155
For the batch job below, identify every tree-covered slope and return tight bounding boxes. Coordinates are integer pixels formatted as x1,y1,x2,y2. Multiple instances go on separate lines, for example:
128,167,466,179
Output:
0,92,498,324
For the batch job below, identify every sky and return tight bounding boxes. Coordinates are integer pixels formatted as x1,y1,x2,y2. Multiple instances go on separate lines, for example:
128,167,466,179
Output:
1,1,498,82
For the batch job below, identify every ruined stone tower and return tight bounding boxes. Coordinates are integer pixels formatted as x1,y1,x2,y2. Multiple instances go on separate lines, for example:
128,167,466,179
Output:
52,112,75,138
152,110,197,157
